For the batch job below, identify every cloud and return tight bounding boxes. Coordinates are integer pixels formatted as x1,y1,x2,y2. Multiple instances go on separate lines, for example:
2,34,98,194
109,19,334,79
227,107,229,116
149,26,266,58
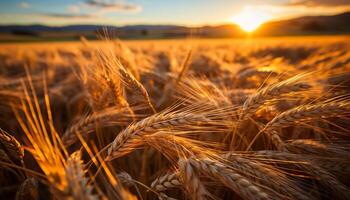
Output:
287,0,350,7
84,0,142,12
18,2,30,9
25,0,142,24
68,5,81,14
37,13,96,19
244,4,350,23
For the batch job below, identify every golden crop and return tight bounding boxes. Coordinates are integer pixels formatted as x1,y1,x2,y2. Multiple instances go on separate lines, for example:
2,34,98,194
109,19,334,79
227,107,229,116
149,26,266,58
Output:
0,36,349,200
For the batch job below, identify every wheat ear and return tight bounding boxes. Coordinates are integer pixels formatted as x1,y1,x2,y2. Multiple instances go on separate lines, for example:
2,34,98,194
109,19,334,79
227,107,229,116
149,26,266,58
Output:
178,159,209,200
116,172,134,187
157,193,178,200
222,153,310,200
310,164,350,199
242,76,310,119
101,73,135,117
106,112,206,160
151,171,181,192
151,171,181,200
265,101,350,131
62,107,130,146
255,150,350,199
285,139,349,156
262,101,350,150
62,151,98,200
117,63,156,113
0,129,24,162
189,157,270,200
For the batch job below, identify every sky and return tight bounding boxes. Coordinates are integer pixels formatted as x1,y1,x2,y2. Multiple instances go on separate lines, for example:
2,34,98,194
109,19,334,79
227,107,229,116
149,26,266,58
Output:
0,0,349,26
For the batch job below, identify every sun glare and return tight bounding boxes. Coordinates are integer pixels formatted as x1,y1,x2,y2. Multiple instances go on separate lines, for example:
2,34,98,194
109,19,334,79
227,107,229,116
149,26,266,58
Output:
232,6,271,32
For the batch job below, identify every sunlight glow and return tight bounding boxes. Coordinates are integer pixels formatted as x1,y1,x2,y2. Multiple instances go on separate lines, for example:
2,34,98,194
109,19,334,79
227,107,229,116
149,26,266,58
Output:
232,6,271,32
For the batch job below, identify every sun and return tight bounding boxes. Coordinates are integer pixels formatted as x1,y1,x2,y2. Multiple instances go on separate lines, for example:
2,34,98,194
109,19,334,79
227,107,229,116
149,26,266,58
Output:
232,6,271,32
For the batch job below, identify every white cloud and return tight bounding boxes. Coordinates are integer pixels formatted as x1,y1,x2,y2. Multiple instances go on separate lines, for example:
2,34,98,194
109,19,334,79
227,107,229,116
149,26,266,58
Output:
27,0,142,24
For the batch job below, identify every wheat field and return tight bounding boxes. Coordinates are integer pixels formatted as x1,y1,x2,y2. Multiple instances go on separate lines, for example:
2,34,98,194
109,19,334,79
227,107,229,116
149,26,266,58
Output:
0,36,350,200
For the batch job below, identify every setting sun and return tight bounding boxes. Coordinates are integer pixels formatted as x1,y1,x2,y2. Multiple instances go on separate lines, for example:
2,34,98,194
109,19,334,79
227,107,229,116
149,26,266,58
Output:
232,6,271,32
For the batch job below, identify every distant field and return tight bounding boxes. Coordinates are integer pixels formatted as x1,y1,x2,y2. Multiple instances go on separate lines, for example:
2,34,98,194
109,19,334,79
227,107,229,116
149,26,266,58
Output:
1,35,350,200
1,34,349,48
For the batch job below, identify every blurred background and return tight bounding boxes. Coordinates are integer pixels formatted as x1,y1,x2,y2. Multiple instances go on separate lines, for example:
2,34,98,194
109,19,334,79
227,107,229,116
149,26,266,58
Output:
0,0,349,42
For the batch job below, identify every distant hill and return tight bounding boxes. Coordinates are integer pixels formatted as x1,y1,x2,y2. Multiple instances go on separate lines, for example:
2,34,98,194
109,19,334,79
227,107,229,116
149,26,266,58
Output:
0,25,114,33
0,24,185,34
0,11,349,42
256,12,350,35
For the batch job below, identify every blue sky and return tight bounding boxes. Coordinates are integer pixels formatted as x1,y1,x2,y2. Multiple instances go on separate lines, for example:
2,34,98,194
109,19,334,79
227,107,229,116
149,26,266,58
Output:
0,0,349,26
